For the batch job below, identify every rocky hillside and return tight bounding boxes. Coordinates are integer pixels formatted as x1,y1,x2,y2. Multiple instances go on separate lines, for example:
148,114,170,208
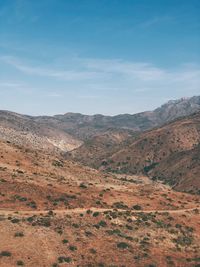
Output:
63,96,200,170
0,111,82,152
66,129,135,168
151,143,200,194
154,96,200,123
104,112,200,193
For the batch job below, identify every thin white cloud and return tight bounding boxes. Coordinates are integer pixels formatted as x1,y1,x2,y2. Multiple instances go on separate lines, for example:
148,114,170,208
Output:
0,55,199,96
138,16,174,28
82,58,165,81
47,93,62,98
0,82,22,88
1,56,99,81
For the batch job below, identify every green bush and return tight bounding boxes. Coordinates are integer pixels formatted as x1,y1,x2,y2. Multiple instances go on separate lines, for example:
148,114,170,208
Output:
17,260,24,266
1,251,12,257
93,212,100,217
132,204,142,210
58,256,72,263
62,239,69,244
11,218,20,224
69,245,77,251
15,232,24,237
117,242,130,249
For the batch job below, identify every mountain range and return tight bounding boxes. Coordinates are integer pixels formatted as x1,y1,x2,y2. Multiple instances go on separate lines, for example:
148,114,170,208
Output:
0,95,200,194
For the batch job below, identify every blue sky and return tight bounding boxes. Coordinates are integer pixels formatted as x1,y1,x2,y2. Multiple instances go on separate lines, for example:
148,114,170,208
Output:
0,0,199,115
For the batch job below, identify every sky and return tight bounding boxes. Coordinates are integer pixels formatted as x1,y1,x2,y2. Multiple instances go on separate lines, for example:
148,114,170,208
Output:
0,0,199,115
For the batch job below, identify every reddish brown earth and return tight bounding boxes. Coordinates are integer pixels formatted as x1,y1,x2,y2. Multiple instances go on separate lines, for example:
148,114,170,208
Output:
103,112,200,193
0,140,200,266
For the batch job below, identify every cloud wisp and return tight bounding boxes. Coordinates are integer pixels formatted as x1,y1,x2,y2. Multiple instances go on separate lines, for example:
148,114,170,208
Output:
0,55,200,96
1,56,99,81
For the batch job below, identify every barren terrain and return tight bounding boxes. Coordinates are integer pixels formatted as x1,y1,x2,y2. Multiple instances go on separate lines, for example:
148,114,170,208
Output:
0,139,200,267
0,97,200,266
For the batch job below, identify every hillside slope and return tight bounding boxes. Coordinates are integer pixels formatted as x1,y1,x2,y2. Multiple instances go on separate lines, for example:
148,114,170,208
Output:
0,96,199,153
151,143,200,194
104,112,200,193
0,111,82,152
66,129,135,168
0,139,200,266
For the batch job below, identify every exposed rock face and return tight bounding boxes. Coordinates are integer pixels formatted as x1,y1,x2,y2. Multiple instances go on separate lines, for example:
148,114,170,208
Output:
154,96,200,122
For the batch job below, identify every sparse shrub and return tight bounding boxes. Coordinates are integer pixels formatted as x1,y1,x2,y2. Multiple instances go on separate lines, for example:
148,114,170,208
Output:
86,210,92,214
132,204,142,210
39,217,51,227
52,160,63,167
143,162,158,173
173,235,193,246
117,242,130,249
89,248,96,254
58,256,72,263
16,260,24,266
1,251,12,257
27,216,34,223
48,210,54,216
72,223,79,228
126,225,133,230
27,201,37,209
14,232,24,237
113,202,128,209
11,218,20,224
69,245,77,251
79,183,87,189
56,227,63,235
85,231,93,236
62,239,69,244
98,220,107,227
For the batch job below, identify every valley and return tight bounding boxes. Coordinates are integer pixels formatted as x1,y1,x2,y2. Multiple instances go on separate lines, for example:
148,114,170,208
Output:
0,96,200,266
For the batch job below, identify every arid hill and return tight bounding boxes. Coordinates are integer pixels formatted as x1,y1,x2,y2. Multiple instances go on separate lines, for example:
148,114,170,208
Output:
103,112,200,193
0,139,200,266
151,143,200,194
0,96,199,153
0,96,200,266
65,96,200,169
66,129,135,168
0,110,82,152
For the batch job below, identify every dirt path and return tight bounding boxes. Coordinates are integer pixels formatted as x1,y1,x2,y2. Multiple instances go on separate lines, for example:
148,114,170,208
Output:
0,207,199,217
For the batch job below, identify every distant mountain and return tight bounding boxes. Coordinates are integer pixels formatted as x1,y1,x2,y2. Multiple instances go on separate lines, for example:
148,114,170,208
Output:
65,96,200,173
35,95,200,140
154,96,200,122
0,96,199,154
34,111,157,140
